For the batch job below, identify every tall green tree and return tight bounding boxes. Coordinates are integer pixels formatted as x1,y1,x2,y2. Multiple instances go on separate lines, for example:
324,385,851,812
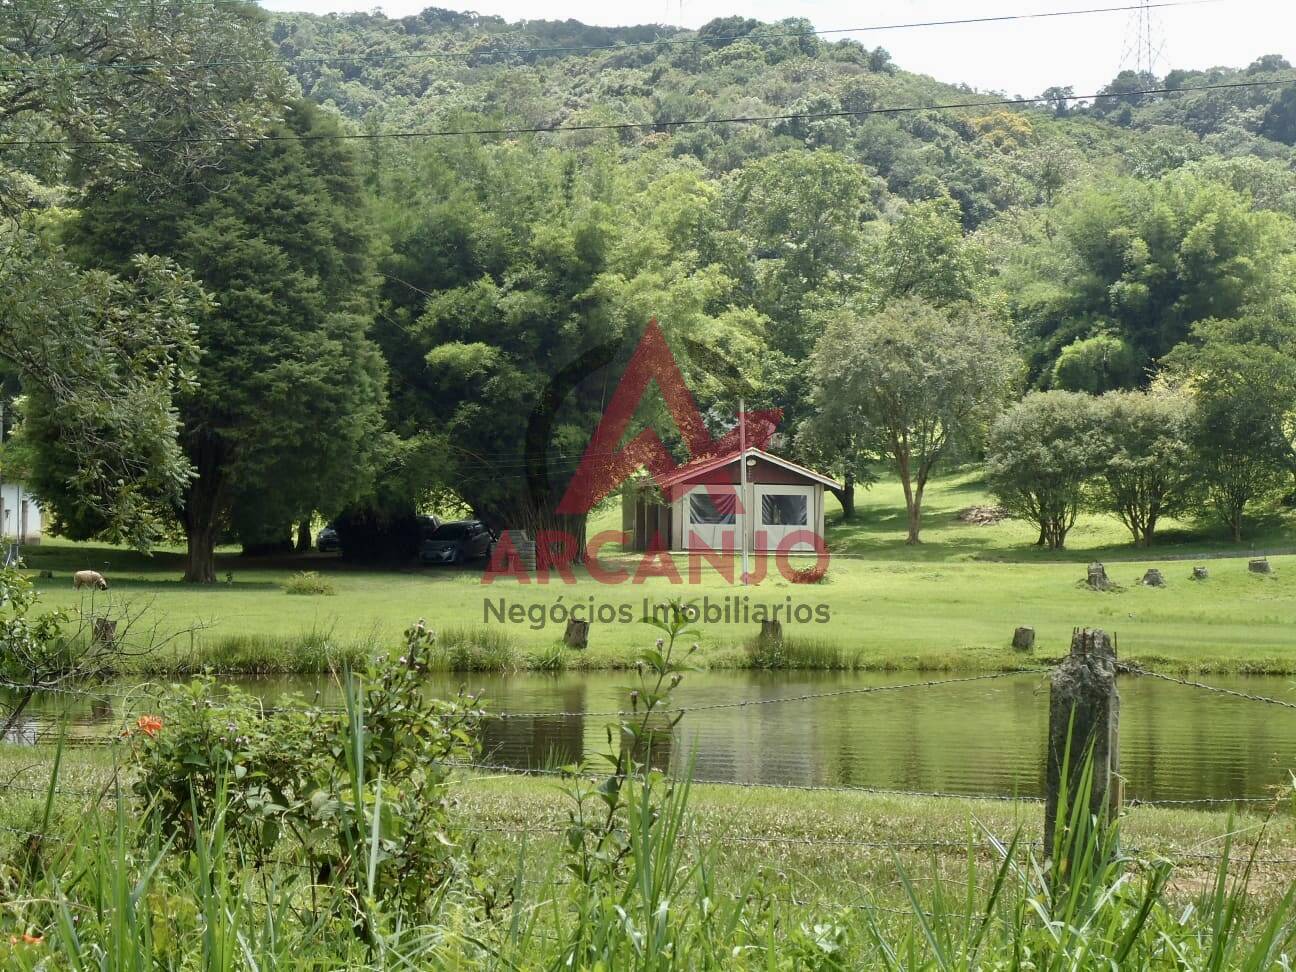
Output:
808,298,1019,543
793,415,875,521
59,103,386,581
1005,171,1296,381
722,149,875,362
0,0,288,546
797,194,984,520
864,195,983,308
1164,314,1296,541
1091,388,1196,547
374,142,777,548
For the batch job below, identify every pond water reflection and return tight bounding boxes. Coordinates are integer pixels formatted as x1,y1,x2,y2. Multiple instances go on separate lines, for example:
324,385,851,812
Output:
5,669,1295,806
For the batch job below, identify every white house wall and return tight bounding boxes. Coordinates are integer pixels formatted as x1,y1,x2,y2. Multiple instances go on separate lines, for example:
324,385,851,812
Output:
0,483,43,544
671,482,824,553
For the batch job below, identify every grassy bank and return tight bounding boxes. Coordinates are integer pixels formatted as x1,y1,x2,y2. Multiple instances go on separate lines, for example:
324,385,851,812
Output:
3,745,1294,966
16,471,1296,675
825,469,1296,562
455,773,1296,895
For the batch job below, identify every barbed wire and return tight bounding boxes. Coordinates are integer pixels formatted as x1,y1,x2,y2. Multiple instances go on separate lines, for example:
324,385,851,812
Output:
457,823,1296,867
1128,794,1284,808
462,823,1014,853
440,758,1047,804
1118,664,1296,712
10,661,1295,725
0,757,1280,812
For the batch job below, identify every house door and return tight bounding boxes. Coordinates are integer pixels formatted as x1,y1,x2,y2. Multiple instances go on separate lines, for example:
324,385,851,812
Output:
684,485,740,552
754,485,816,552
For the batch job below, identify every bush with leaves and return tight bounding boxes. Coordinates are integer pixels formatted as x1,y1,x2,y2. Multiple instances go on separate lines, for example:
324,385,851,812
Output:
1050,334,1142,393
129,620,482,924
283,570,335,596
986,391,1106,549
1091,388,1197,546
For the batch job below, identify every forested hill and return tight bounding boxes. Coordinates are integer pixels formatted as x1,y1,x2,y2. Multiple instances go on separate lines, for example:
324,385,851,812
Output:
270,7,1296,226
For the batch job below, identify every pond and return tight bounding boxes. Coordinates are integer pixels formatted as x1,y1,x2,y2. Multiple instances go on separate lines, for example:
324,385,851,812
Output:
5,670,1296,806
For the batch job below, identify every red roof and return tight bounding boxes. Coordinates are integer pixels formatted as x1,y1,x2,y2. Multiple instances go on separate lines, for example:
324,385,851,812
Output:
656,448,841,490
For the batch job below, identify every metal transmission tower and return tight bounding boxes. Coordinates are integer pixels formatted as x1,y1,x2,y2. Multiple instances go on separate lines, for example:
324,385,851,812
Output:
1121,0,1165,76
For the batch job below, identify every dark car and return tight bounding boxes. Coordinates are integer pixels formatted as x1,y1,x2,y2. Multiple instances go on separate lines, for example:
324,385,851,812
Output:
419,520,493,565
316,523,341,553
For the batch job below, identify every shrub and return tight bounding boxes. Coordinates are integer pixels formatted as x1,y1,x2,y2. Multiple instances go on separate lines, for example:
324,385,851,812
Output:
744,633,859,669
129,620,482,920
283,571,334,596
528,642,567,672
745,632,786,669
1091,388,1196,546
986,391,1105,549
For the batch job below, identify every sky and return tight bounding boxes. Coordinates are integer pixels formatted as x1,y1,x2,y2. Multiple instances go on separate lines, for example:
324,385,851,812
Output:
257,0,1296,97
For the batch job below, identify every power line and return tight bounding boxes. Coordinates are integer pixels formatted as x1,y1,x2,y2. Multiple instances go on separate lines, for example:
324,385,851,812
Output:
3,75,1292,150
0,0,1225,75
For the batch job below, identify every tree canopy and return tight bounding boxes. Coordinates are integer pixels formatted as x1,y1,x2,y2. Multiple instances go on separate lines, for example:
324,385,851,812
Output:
9,2,1296,561
56,102,387,580
808,298,1019,543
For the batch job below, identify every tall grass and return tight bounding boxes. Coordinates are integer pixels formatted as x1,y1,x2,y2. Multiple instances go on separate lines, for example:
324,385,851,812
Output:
744,633,864,669
429,625,518,672
5,711,1295,968
162,625,378,674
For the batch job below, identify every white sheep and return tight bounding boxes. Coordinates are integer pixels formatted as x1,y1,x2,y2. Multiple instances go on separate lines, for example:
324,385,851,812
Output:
72,570,109,591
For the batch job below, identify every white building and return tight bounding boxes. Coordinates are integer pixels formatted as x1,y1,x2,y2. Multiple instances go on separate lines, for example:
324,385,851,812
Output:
0,482,44,544
622,448,839,554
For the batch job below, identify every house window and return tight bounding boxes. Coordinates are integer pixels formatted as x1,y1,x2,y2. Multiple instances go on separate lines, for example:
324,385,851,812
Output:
689,491,736,525
761,494,808,526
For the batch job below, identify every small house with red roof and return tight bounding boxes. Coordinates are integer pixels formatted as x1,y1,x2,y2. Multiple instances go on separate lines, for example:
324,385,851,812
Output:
622,448,839,553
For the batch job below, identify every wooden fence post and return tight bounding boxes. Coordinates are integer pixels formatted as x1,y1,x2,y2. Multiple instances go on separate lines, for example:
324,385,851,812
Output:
1044,628,1121,858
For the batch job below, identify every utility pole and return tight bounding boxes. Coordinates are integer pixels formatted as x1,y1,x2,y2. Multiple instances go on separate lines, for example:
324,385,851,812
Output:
738,398,749,586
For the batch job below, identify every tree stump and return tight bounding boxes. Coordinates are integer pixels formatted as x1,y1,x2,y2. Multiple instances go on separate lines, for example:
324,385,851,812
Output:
1086,562,1111,591
758,620,783,645
1249,558,1273,575
1012,626,1036,652
1141,569,1165,588
1191,566,1209,581
563,618,590,650
92,618,117,648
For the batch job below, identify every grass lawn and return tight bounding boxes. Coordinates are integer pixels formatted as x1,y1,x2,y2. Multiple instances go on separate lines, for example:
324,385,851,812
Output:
825,467,1296,562
16,469,1296,674
4,744,1294,921
454,774,1296,900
